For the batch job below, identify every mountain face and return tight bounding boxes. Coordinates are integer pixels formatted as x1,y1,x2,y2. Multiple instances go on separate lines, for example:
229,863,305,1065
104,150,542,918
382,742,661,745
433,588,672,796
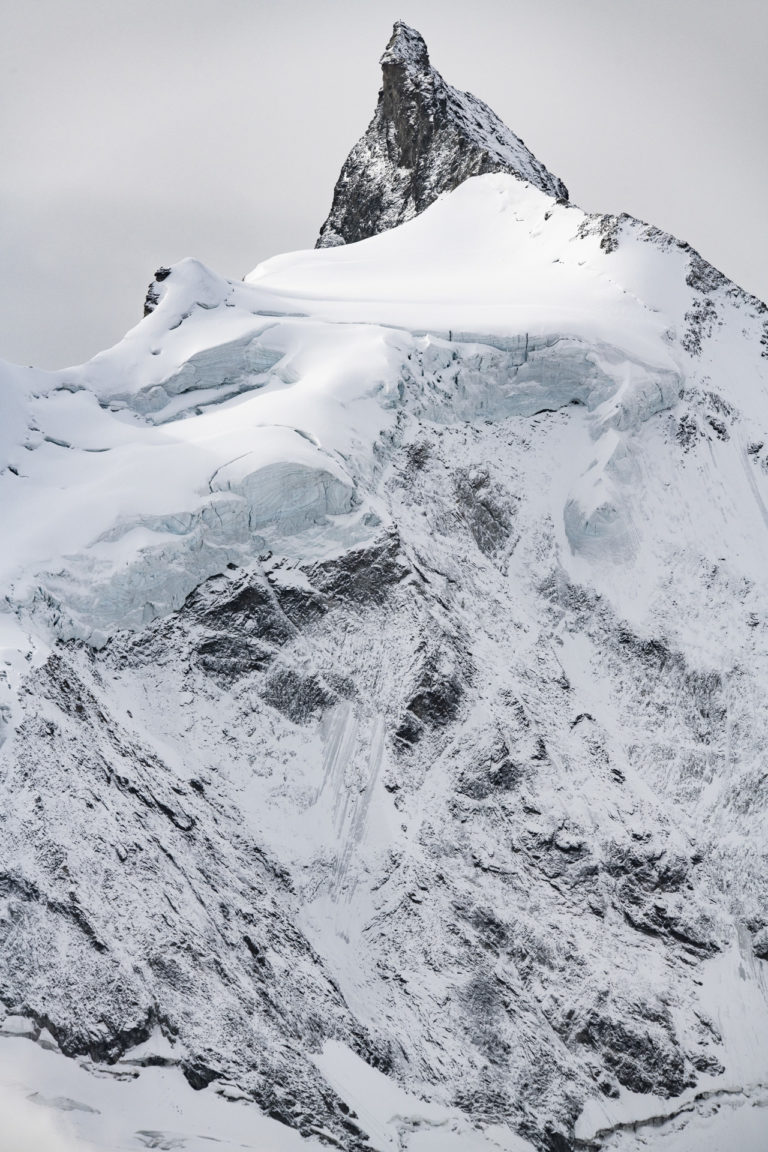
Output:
316,22,568,247
2,25,768,1152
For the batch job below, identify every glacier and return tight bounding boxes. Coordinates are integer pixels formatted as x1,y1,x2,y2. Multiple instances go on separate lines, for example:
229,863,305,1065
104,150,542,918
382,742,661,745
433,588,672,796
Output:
1,26,768,1152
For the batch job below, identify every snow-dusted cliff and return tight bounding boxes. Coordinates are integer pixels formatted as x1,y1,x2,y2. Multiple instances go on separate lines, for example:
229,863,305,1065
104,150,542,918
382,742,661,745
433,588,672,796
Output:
1,26,768,1152
316,22,568,247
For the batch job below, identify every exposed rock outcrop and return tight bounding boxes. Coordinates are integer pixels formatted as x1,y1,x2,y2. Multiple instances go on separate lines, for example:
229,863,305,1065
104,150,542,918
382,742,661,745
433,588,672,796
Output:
316,22,568,247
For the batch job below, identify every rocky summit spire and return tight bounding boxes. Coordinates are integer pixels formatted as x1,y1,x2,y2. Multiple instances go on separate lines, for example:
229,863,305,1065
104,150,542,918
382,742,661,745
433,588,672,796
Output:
316,21,568,247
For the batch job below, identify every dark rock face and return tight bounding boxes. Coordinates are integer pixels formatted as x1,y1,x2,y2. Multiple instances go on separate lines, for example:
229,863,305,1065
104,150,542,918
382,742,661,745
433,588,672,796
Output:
143,266,172,316
571,1006,693,1097
316,22,568,248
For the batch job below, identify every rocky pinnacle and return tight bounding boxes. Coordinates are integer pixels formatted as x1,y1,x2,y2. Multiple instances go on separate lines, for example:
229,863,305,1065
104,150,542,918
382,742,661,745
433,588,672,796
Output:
316,22,568,247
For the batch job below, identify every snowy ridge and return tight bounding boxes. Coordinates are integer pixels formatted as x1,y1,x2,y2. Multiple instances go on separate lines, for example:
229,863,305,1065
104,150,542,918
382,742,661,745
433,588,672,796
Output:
316,22,567,247
2,175,765,649
1,170,768,1152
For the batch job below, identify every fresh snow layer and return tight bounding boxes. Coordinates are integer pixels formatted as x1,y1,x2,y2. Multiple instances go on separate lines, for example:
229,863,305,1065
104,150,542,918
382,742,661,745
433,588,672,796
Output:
254,178,675,365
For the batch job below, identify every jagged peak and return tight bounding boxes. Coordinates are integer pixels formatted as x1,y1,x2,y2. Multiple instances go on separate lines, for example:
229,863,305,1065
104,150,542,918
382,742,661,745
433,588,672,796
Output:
380,21,430,71
316,23,568,248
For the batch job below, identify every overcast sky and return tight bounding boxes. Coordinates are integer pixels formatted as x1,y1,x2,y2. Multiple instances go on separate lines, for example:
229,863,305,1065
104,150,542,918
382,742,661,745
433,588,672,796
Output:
2,0,766,369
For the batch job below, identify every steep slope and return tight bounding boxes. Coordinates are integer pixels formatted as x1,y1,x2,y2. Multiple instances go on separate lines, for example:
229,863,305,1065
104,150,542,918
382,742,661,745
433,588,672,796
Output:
1,172,768,1152
316,22,568,247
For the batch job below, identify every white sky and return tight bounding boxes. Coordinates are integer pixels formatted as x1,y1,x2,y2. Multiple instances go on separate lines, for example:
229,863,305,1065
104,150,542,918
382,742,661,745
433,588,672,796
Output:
1,0,766,368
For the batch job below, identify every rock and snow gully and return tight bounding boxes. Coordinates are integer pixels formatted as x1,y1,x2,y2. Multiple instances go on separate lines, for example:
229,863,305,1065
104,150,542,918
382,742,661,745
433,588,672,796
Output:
1,21,767,1152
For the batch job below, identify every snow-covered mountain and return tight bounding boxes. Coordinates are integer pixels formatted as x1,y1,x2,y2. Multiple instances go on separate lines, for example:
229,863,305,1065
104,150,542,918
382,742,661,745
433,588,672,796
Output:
1,22,768,1152
316,22,568,247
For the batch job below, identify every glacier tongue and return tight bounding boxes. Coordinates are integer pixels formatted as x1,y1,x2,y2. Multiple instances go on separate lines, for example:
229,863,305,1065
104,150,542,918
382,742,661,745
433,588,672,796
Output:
1,171,768,1151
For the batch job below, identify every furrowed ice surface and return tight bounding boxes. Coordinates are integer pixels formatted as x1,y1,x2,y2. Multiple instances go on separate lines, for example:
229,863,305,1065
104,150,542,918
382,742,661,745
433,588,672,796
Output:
1,165,768,1152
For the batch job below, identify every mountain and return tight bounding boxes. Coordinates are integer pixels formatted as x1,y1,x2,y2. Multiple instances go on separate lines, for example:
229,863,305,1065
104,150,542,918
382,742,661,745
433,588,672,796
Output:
1,23,768,1152
316,21,568,247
